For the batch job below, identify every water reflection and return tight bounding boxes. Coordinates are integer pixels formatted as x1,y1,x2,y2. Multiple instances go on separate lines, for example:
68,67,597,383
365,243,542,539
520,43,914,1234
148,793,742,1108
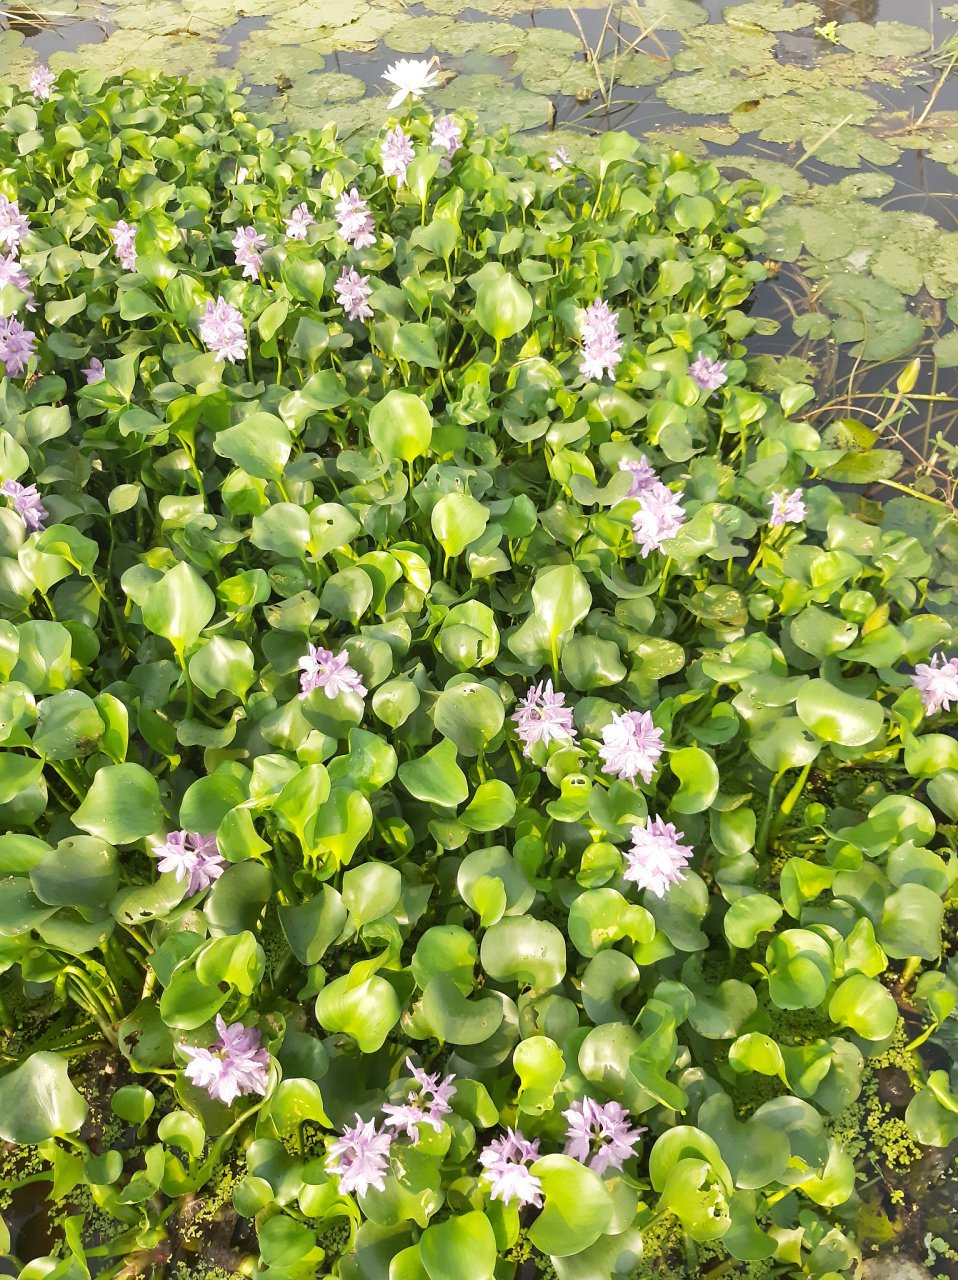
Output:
819,0,881,22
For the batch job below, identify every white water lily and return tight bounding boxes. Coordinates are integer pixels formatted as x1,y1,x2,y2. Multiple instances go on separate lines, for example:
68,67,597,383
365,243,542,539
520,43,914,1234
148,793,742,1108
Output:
382,58,439,109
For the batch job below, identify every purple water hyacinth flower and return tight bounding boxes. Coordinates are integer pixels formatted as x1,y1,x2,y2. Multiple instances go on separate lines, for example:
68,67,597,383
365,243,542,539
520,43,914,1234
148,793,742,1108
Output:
284,203,315,240
82,357,105,385
2,479,47,533
335,267,374,322
0,253,34,311
631,481,686,557
618,455,658,497
380,126,415,187
382,1057,456,1144
298,643,367,701
109,220,138,271
689,351,728,394
335,189,377,249
579,298,623,382
912,653,958,715
326,1115,393,1197
624,815,693,898
181,1014,270,1106
768,487,807,527
431,115,462,163
512,679,577,757
30,65,55,100
382,58,440,110
479,1128,543,1208
563,1098,646,1175
0,316,36,377
0,195,30,252
155,830,227,897
199,297,247,364
549,146,570,172
598,710,664,785
407,1059,457,1108
232,225,266,279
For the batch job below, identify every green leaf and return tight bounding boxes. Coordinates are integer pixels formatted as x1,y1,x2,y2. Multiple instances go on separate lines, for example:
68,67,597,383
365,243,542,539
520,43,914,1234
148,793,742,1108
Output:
527,1155,614,1257
213,413,292,482
30,836,118,910
514,1036,565,1115
422,975,504,1045
698,1092,790,1190
73,763,162,844
419,1211,497,1280
661,1159,731,1241
724,895,783,948
532,564,592,641
480,916,566,990
33,689,103,760
766,929,834,1010
877,883,944,960
189,637,255,699
268,1078,331,1135
141,561,215,656
828,974,898,1040
157,1110,206,1158
36,524,99,576
281,254,326,306
204,861,272,935
906,1072,958,1147
251,504,311,558
668,746,719,813
0,1052,87,1142
399,738,469,808
795,679,884,746
431,493,489,559
569,888,654,957
308,785,372,865
433,682,504,755
475,272,533,343
550,1228,644,1280
458,846,535,920
314,974,401,1051
413,925,477,993
273,763,331,847
368,389,433,463
394,323,440,368
279,886,347,965
0,752,43,804
342,860,402,926
112,1084,155,1125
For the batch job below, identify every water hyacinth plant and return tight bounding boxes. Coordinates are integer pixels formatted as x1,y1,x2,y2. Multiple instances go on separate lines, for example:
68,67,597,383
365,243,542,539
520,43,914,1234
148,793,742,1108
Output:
0,62,956,1280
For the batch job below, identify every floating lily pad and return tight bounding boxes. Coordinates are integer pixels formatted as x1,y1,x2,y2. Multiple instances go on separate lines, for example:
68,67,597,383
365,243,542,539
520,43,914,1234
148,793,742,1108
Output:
386,17,521,56
724,1,822,32
933,331,958,368
623,0,709,30
722,154,809,196
432,74,552,131
614,52,673,87
49,30,229,76
264,0,368,33
286,71,368,108
658,72,761,115
234,44,327,84
836,21,932,58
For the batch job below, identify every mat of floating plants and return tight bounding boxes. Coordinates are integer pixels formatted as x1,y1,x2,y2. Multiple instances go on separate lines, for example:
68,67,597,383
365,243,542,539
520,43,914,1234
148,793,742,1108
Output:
0,57,957,1280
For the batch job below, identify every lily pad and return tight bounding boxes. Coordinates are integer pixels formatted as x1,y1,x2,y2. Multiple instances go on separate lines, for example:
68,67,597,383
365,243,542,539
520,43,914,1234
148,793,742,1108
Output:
836,21,932,58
